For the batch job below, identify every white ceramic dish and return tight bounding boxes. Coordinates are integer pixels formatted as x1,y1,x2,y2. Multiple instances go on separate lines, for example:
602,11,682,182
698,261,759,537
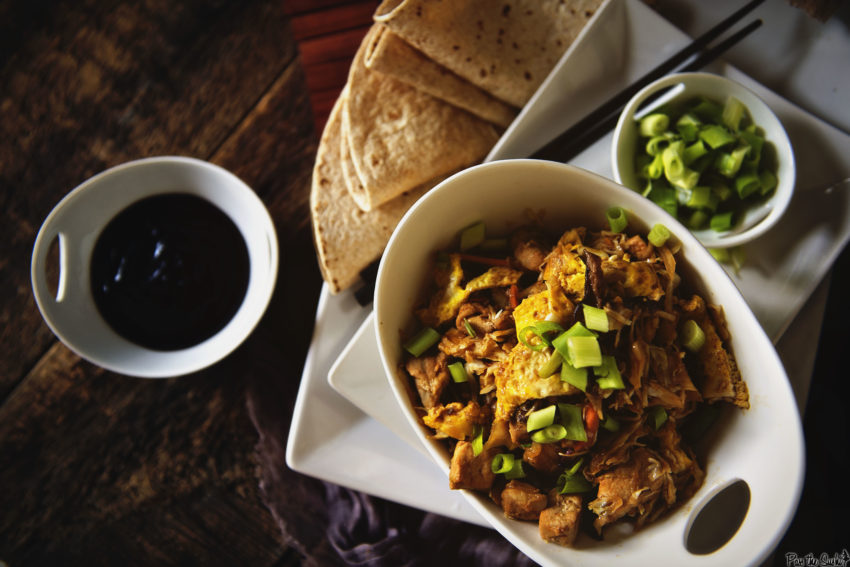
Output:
30,156,279,378
374,160,804,566
291,0,850,547
612,72,796,249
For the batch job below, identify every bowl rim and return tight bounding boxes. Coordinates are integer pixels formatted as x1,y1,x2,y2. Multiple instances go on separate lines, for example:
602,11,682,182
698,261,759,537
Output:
30,156,279,378
611,71,796,249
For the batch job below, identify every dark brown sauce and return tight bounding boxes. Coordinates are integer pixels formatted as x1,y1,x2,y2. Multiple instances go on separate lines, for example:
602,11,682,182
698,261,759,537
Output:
90,193,250,351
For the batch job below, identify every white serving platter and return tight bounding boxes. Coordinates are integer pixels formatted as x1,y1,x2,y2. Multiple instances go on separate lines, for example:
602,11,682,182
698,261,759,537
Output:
288,0,850,552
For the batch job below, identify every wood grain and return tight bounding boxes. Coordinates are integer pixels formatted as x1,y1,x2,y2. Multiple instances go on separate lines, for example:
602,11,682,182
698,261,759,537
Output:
0,0,321,564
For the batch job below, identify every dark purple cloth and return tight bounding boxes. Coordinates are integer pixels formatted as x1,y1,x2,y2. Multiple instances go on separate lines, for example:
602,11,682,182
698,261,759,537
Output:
245,369,535,567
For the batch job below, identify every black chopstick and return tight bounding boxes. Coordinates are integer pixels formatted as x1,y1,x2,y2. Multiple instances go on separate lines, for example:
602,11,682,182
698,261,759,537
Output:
528,0,765,162
533,17,763,164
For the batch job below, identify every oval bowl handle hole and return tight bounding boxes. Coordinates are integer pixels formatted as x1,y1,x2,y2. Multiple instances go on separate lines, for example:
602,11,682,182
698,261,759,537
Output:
686,479,751,555
46,234,61,300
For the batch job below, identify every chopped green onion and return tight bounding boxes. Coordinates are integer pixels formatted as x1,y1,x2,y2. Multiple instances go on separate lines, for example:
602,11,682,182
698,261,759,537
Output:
639,113,670,137
491,453,515,474
642,152,665,179
699,124,736,149
601,415,620,432
531,424,568,444
463,318,476,338
687,209,709,230
645,134,673,156
712,183,733,201
759,169,777,195
722,96,746,132
527,405,557,432
557,403,588,442
566,335,602,368
691,98,723,123
558,459,593,494
662,141,686,180
683,140,708,165
459,221,486,250
647,223,671,247
594,355,625,389
606,206,628,233
583,304,609,333
448,361,469,383
505,459,526,480
735,172,761,199
403,327,441,357
730,245,746,273
560,359,588,392
710,211,734,232
709,247,730,263
681,319,706,352
649,406,668,430
684,185,711,209
538,350,564,378
471,424,484,456
519,321,565,351
715,146,750,178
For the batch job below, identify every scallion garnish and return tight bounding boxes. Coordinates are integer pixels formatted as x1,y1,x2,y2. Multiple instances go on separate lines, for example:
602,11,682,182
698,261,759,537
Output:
448,361,469,383
650,406,668,430
565,335,602,368
639,113,670,137
647,223,671,247
681,319,706,352
459,221,486,250
463,318,476,338
531,424,567,444
538,350,563,379
491,453,515,474
582,304,609,333
558,459,592,494
471,424,484,456
606,206,628,233
403,327,441,357
527,405,556,432
594,355,625,389
560,358,588,392
557,403,587,442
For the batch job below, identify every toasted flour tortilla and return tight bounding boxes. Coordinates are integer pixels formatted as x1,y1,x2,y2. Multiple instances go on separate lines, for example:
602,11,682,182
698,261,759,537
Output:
364,24,517,128
374,0,604,107
311,93,435,293
343,24,498,212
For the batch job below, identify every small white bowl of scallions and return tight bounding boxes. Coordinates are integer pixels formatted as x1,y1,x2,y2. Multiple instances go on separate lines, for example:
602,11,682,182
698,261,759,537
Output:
612,72,795,249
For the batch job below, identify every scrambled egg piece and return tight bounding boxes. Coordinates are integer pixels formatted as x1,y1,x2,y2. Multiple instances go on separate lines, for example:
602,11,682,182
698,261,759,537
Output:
513,288,575,341
423,400,484,440
417,254,523,327
495,345,579,421
601,258,664,300
542,239,585,301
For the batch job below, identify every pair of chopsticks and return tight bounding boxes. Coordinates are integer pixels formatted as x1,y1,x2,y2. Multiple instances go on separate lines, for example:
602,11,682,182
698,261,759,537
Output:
528,0,766,163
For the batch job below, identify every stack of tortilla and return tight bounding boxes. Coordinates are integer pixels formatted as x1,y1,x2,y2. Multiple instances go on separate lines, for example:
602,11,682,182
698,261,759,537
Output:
311,0,603,293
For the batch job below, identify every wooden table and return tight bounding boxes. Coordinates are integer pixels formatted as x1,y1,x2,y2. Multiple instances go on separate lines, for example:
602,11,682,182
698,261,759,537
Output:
1,1,847,565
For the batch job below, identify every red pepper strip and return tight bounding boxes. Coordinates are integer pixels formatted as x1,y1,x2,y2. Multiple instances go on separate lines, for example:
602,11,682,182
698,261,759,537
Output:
567,405,600,453
456,253,511,267
583,404,600,435
509,284,519,309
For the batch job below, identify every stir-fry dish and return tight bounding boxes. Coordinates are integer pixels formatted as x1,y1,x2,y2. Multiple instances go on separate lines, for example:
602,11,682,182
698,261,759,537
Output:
400,215,749,546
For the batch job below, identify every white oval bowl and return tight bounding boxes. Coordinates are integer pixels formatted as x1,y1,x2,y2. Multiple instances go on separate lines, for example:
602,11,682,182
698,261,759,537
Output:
375,159,803,566
612,72,795,249
31,156,279,378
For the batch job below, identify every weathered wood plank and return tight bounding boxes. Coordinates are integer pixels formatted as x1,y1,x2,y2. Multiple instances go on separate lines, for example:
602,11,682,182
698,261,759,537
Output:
290,0,377,40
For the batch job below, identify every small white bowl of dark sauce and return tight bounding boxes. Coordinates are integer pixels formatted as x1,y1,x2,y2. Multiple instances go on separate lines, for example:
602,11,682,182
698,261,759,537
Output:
31,156,278,378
